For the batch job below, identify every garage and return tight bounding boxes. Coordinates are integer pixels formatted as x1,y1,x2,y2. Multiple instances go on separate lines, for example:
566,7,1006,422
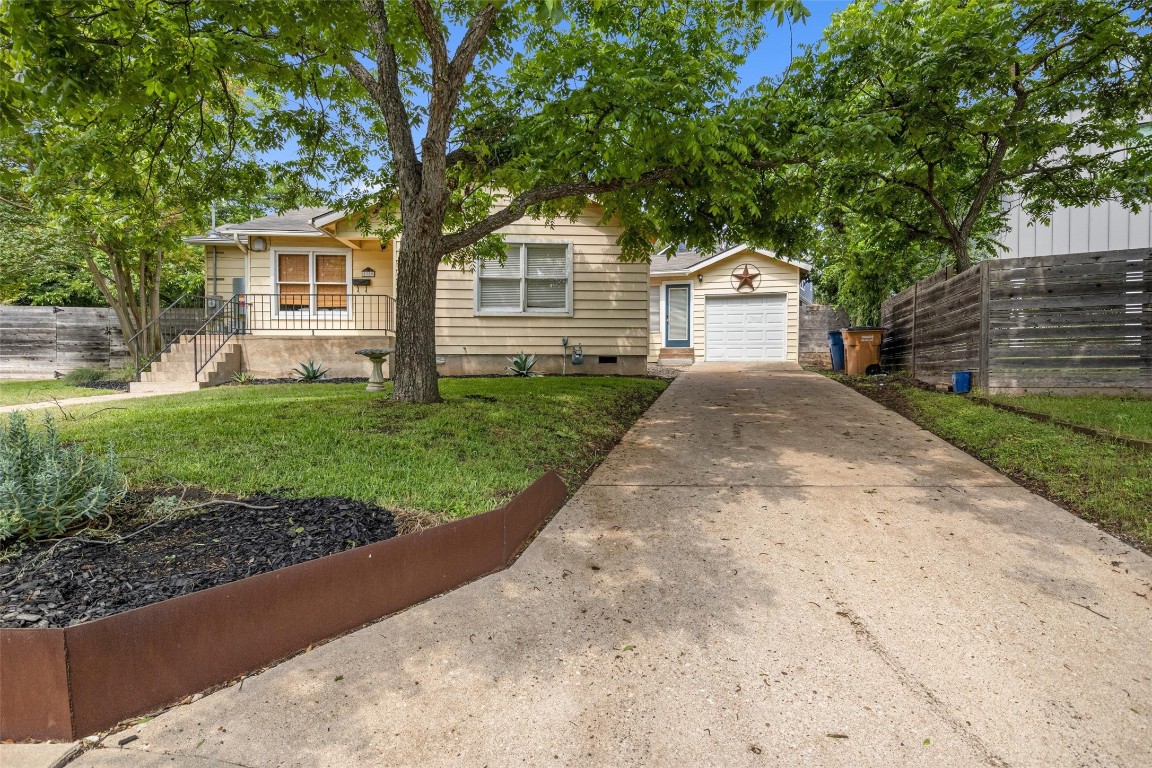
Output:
704,294,787,361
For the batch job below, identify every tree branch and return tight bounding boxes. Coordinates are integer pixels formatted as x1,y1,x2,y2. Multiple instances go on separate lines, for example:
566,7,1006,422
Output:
421,2,500,196
439,170,676,255
352,0,421,201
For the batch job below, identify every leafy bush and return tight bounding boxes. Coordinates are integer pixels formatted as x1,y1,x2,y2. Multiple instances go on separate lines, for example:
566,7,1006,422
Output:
0,412,127,544
293,359,329,382
506,352,538,377
232,370,256,385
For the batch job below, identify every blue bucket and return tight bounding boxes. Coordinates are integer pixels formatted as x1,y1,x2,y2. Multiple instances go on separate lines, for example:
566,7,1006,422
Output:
827,331,845,372
952,371,972,394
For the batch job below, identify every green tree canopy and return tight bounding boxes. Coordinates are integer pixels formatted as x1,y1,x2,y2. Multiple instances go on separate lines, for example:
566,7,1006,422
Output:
772,0,1152,276
4,0,806,401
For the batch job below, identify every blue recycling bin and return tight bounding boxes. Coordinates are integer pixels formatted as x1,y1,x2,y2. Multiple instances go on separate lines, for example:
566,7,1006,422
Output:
827,330,845,372
952,370,972,394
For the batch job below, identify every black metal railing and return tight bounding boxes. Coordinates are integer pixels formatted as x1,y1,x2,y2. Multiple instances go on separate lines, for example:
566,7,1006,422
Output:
189,293,396,381
192,295,243,382
130,294,223,377
236,293,395,333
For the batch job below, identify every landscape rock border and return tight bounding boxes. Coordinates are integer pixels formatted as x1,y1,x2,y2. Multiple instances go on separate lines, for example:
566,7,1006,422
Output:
0,471,567,742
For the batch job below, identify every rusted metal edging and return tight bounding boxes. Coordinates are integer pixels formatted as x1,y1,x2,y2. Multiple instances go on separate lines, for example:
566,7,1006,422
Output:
0,471,567,742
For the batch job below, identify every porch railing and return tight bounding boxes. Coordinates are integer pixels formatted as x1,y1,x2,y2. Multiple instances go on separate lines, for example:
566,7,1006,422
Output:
192,294,243,382
129,294,223,377
189,293,396,381
235,293,395,334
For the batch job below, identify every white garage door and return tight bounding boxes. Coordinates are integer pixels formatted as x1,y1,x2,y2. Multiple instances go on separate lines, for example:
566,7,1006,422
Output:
705,294,787,361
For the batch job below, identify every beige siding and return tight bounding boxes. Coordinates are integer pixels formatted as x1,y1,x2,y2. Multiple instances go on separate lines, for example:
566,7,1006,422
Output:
433,207,648,356
204,246,245,297
648,250,802,362
197,209,645,353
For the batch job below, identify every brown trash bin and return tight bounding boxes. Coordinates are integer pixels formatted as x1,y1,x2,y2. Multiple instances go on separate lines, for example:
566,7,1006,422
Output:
840,327,887,375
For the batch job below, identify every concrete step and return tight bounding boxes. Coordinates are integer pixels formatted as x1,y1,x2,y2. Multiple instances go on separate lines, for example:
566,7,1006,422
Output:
142,341,240,385
658,348,696,365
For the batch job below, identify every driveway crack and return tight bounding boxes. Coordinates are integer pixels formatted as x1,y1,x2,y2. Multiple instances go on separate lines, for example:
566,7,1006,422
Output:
833,603,1010,767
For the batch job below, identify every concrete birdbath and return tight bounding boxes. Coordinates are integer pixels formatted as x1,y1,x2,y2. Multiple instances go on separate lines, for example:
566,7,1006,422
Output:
355,348,394,391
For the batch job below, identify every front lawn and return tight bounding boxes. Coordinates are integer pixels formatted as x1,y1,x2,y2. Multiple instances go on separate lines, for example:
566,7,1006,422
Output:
986,393,1152,442
830,375,1152,550
0,379,120,407
55,377,666,518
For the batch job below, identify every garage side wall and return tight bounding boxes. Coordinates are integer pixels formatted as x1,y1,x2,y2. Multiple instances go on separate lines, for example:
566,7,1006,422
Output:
693,253,801,362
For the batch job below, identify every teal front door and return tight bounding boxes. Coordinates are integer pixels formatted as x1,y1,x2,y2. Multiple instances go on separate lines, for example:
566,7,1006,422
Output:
665,284,691,347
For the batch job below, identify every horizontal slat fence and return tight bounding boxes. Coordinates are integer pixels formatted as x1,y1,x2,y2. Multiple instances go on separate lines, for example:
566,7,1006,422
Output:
880,249,1151,394
0,306,127,378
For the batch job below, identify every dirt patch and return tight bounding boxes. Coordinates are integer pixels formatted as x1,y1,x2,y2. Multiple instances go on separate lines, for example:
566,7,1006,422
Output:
1,492,396,629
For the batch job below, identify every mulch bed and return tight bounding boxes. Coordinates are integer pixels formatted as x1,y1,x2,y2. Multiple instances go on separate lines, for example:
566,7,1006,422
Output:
76,380,131,392
240,377,369,385
1,493,397,629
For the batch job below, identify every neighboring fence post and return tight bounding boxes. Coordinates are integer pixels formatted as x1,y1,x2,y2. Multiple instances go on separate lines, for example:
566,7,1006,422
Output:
910,282,918,380
979,260,991,392
1144,250,1152,389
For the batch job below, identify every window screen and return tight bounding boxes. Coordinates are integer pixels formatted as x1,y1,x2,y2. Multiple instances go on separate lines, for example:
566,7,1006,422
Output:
476,243,570,314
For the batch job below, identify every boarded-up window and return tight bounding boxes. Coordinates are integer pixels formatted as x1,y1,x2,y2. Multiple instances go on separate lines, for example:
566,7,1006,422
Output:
476,242,571,314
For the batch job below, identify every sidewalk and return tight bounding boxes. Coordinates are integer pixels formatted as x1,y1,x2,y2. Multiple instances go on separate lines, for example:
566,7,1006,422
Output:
0,390,182,415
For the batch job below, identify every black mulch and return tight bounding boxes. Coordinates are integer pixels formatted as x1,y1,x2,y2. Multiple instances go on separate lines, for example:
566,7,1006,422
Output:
76,380,131,392
241,377,369,385
0,494,397,629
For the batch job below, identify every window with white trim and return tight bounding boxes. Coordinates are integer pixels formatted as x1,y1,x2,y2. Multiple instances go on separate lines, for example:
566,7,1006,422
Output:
475,242,572,314
274,251,350,312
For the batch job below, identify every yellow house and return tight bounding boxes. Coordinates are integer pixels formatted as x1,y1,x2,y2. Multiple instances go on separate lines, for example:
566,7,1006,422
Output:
648,245,811,365
138,203,649,389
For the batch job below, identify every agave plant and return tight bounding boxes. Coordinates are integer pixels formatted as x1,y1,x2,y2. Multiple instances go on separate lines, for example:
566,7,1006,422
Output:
293,359,329,382
231,370,256,385
506,352,538,377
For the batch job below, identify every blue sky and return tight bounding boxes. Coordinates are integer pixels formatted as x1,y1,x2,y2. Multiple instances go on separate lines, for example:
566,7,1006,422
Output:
738,1,850,88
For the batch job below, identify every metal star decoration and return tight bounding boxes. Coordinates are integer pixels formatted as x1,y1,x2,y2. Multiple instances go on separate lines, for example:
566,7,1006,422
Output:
735,264,758,291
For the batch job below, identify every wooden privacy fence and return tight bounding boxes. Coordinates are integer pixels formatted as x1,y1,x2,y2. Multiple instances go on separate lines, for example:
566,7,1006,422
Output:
880,249,1152,394
0,306,128,378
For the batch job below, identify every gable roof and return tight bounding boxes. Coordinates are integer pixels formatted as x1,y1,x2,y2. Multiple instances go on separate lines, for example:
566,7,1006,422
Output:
651,244,812,275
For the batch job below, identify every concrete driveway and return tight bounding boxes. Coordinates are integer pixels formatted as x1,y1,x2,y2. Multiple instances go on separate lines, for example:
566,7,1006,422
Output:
74,364,1152,768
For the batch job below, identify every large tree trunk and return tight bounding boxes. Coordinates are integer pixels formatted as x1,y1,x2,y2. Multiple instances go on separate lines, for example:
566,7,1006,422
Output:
391,234,443,403
953,238,972,273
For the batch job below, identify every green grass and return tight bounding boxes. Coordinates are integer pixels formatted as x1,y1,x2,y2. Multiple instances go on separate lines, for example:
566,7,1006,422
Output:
53,377,666,518
986,393,1152,442
836,376,1152,546
0,379,120,407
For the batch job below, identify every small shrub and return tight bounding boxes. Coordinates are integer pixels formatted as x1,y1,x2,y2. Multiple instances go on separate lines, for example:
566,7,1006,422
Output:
506,352,538,377
232,370,256,385
0,412,127,544
293,359,329,382
62,367,108,385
